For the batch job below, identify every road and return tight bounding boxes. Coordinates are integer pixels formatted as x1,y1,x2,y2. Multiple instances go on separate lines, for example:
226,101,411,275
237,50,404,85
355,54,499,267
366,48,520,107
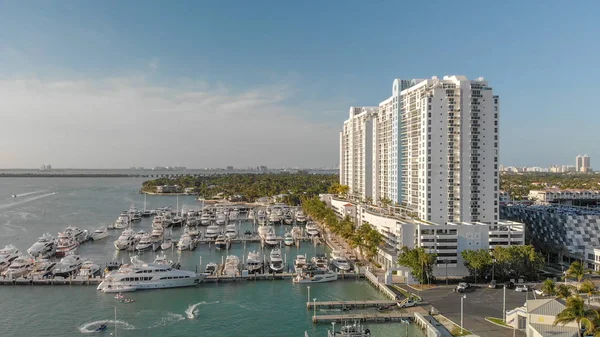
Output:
420,285,529,337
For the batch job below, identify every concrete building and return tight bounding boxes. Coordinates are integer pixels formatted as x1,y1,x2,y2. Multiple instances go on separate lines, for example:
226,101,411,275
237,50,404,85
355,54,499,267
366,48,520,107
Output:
576,154,583,172
340,107,377,200
582,154,591,172
506,299,577,337
528,189,600,205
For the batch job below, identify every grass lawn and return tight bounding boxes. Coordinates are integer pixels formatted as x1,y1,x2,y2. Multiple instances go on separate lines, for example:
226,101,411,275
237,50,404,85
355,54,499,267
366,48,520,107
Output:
486,317,510,327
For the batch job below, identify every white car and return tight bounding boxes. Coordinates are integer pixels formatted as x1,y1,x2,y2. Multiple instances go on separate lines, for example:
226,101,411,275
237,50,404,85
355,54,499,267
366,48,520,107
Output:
515,285,528,292
398,299,418,308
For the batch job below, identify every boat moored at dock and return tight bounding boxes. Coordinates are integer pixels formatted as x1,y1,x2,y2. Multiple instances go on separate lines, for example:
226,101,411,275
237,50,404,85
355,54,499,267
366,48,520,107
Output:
2,256,34,278
113,228,138,251
27,233,56,259
269,248,284,273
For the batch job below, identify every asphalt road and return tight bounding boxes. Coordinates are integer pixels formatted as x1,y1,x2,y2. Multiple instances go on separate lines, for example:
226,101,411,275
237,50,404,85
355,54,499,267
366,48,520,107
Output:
420,285,529,337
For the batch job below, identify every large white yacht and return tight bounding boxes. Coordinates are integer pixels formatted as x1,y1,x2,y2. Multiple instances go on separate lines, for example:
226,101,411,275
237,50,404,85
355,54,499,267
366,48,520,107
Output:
55,232,79,257
97,256,205,292
0,245,19,272
135,232,154,252
150,227,164,251
245,251,263,274
177,233,194,251
52,254,83,278
2,256,34,278
269,248,284,273
257,225,271,239
200,212,211,226
114,228,138,251
27,233,56,258
205,224,219,239
214,235,230,250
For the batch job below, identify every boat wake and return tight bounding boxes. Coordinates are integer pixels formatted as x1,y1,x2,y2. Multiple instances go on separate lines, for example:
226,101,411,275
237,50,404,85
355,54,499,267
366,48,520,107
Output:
148,313,186,327
185,301,220,319
0,192,57,211
78,320,135,334
14,190,48,198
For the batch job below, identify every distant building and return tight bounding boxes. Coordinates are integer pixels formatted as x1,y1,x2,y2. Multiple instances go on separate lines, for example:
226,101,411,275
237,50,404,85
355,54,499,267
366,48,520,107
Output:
528,189,600,205
226,166,234,171
39,164,52,171
576,154,583,172
155,185,180,193
582,154,591,172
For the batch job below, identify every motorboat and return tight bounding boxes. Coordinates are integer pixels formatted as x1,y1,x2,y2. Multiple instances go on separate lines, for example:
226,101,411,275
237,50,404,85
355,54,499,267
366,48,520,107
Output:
223,255,239,276
152,215,165,228
269,248,284,273
171,215,184,227
77,261,101,278
283,212,294,225
294,255,307,272
214,235,231,250
29,259,56,279
229,209,239,220
27,233,56,258
113,228,138,251
153,254,180,269
311,254,328,270
327,322,370,337
65,226,90,243
141,210,153,217
205,224,219,239
200,213,211,226
55,232,79,257
95,325,107,332
331,255,352,272
246,251,263,274
184,225,200,238
264,229,278,247
52,254,83,278
295,210,307,224
2,256,34,278
257,214,267,226
257,225,271,239
128,205,142,222
150,227,164,251
161,237,173,251
204,262,218,275
177,233,194,251
215,212,227,226
135,232,154,252
113,215,130,229
284,232,294,246
306,223,320,237
97,256,206,292
91,226,109,241
248,210,255,220
268,213,280,225
291,225,302,239
293,269,338,284
225,224,237,239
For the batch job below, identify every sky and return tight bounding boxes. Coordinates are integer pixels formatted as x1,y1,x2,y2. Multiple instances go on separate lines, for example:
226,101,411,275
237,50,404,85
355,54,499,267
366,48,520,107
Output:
0,1,599,169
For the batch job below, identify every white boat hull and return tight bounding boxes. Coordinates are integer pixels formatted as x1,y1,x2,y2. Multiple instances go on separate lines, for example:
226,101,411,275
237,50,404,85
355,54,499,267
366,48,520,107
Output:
293,273,338,284
91,233,108,241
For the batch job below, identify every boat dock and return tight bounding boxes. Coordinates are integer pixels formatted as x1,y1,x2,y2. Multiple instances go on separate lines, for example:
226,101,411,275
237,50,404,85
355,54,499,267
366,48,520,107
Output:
306,300,398,310
312,312,410,323
0,277,103,286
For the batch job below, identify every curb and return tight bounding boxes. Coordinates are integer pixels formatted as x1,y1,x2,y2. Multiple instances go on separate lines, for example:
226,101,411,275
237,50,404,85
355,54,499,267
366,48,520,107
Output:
484,317,513,330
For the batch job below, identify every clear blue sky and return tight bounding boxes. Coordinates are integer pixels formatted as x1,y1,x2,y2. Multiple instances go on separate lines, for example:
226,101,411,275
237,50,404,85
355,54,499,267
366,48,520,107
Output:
0,1,598,168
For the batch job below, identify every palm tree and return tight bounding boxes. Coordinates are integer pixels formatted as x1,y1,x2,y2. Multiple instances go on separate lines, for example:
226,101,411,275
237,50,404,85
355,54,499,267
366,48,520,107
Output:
580,279,598,308
566,261,586,283
554,295,599,337
541,278,556,296
556,284,573,299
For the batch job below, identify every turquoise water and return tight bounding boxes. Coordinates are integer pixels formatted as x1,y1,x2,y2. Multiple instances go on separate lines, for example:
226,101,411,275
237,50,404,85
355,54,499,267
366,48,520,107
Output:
0,178,424,337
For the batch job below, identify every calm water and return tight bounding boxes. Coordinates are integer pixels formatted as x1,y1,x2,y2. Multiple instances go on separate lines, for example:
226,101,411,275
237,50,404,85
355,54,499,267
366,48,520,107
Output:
0,178,423,337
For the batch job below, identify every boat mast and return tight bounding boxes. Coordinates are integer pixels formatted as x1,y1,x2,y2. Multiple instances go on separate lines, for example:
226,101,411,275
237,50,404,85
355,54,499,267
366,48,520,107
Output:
114,306,118,337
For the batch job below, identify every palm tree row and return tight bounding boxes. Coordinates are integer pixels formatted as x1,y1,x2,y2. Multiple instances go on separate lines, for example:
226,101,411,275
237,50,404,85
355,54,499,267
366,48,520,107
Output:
301,196,383,262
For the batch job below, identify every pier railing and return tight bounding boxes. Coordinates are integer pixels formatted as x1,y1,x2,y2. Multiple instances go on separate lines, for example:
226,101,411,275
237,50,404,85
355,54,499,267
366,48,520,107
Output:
364,268,397,300
414,312,442,337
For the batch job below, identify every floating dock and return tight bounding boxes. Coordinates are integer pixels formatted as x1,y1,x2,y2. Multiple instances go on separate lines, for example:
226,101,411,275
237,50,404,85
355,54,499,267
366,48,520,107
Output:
306,300,398,310
312,312,411,323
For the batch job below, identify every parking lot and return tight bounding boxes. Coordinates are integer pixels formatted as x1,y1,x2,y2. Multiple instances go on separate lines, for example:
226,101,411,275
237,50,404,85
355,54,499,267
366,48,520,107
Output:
421,285,531,337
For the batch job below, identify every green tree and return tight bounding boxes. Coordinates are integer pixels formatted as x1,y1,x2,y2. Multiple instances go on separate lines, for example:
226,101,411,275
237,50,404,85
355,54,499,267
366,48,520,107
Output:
461,249,493,283
556,284,574,299
554,295,599,337
566,261,586,283
397,247,437,284
579,279,597,308
541,278,557,296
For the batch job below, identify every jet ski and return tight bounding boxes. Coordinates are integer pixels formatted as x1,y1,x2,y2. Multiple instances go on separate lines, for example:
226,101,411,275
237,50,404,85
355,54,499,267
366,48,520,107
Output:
95,324,107,332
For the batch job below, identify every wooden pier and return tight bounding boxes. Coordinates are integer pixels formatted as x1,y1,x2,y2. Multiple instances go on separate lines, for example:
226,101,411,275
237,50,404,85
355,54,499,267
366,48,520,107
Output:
0,277,103,286
312,312,409,323
306,300,398,310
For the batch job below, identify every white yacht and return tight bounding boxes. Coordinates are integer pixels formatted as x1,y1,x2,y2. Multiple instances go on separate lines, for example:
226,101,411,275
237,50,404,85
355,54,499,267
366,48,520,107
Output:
0,245,19,272
177,233,194,251
77,261,101,278
294,255,307,273
184,225,200,238
55,232,79,257
223,255,239,276
283,212,294,225
284,232,294,246
225,224,237,239
311,254,328,270
204,262,218,275
293,269,338,284
205,224,220,239
27,233,56,258
215,212,227,226
214,235,230,250
330,254,352,272
248,210,255,220
161,238,173,251
150,227,164,251
135,232,153,252
29,259,56,279
291,225,302,239
200,212,211,226
113,228,138,251
305,223,320,237
114,214,130,229
97,256,205,292
52,254,83,278
268,213,280,225
295,210,307,224
2,256,34,278
246,251,263,274
269,248,284,273
91,227,109,241
258,225,271,239
327,322,371,337
265,229,278,247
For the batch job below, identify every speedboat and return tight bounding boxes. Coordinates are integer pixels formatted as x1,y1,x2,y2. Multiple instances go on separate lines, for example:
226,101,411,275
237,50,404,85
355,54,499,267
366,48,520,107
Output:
284,232,294,246
97,256,206,292
246,251,263,274
55,232,79,257
91,227,109,241
311,254,328,270
294,255,307,273
293,269,338,284
95,325,107,332
223,255,239,276
269,248,284,273
52,254,82,278
265,229,278,247
77,261,101,278
225,224,237,239
306,223,320,237
214,235,230,250
328,322,371,336
135,232,153,252
204,262,218,275
27,233,56,258
113,228,138,251
205,224,219,239
29,259,56,279
2,256,34,278
177,233,194,251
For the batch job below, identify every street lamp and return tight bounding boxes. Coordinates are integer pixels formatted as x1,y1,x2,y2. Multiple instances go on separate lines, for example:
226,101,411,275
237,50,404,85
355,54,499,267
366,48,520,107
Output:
461,294,466,334
313,298,317,321
492,258,496,281
503,285,506,322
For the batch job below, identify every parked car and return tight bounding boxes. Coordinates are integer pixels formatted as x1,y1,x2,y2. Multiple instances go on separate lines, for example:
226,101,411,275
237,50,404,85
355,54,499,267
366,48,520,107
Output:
458,282,471,289
397,299,418,308
488,280,497,289
515,284,529,292
504,281,515,289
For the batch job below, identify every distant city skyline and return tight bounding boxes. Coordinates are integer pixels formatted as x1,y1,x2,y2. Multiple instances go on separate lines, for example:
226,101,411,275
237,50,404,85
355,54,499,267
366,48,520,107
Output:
1,2,599,168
